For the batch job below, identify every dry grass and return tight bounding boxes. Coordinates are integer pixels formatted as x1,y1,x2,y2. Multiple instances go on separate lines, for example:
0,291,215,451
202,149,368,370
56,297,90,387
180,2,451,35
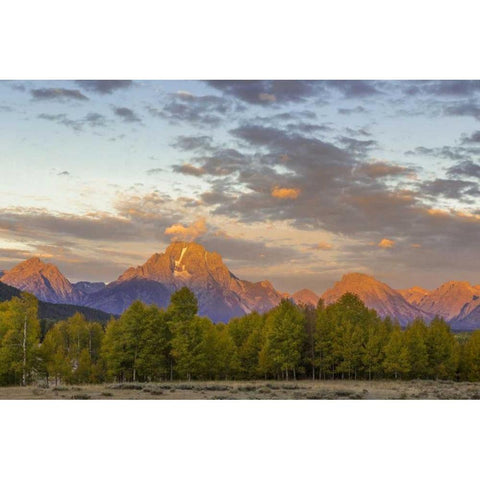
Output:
1,379,480,399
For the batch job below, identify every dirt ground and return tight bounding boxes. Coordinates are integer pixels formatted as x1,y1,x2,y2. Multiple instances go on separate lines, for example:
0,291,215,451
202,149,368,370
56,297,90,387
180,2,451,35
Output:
1,379,480,399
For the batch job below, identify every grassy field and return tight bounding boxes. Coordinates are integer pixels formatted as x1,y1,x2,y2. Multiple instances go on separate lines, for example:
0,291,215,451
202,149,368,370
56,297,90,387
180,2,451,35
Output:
1,379,480,399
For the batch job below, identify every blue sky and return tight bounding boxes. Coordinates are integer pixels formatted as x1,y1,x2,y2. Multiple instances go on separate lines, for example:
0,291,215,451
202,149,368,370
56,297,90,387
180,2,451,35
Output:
1,80,479,293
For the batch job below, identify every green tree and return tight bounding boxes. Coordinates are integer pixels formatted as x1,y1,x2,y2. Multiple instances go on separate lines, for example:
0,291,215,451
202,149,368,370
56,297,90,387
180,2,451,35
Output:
166,287,198,379
101,301,148,382
261,299,305,380
40,313,104,385
137,305,171,380
460,330,480,381
302,303,319,380
404,318,429,379
0,293,40,386
168,287,198,322
101,318,126,381
363,317,391,380
40,323,70,385
383,325,410,379
171,315,214,380
315,307,336,379
209,323,239,380
228,312,266,378
426,317,458,379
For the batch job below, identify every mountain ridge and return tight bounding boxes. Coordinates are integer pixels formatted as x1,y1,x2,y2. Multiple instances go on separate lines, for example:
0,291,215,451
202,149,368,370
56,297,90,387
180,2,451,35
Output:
322,272,430,326
2,243,479,327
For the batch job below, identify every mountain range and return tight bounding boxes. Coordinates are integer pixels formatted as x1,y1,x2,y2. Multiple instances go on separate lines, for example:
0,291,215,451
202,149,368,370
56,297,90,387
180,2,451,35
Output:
0,281,111,324
1,241,479,328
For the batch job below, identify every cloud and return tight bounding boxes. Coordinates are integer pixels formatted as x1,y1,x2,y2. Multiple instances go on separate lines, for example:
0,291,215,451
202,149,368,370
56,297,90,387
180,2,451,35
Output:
173,148,246,178
356,161,411,178
171,135,213,152
0,208,137,242
337,136,378,157
164,218,207,241
84,112,107,127
314,242,333,250
75,80,133,94
148,92,239,127
461,130,480,144
446,160,480,179
443,102,480,120
327,80,382,98
285,122,332,135
38,112,107,131
271,186,300,199
172,164,206,176
338,106,368,115
429,80,480,97
31,88,88,101
146,168,165,175
206,80,322,105
421,178,480,199
113,106,141,123
405,145,472,161
378,238,395,248
258,93,276,102
38,113,82,131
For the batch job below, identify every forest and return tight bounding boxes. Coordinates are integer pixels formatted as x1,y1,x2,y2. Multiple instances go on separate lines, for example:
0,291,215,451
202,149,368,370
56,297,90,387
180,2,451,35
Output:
1,287,480,387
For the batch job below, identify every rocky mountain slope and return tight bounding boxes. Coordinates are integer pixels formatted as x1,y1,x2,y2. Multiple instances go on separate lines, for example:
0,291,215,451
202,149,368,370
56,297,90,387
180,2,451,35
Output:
84,242,285,322
322,273,430,325
416,281,480,321
2,244,479,328
292,289,320,307
0,281,111,323
73,281,106,295
397,286,430,306
1,257,82,304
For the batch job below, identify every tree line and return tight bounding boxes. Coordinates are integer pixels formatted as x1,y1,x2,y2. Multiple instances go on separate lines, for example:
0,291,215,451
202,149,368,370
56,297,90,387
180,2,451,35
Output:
1,288,480,385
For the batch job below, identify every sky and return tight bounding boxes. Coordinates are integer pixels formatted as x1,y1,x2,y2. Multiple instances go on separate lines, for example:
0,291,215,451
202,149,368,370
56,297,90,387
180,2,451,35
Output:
0,79,479,294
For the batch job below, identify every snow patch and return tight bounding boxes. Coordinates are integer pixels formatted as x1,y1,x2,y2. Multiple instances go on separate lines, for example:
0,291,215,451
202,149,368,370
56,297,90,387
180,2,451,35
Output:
175,246,188,270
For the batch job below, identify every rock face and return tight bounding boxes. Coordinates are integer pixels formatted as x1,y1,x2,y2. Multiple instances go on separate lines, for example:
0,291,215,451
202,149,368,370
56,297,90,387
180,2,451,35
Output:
408,281,480,330
83,278,171,317
415,281,480,321
73,281,106,295
397,286,430,306
3,247,479,328
84,242,284,322
1,257,81,304
292,289,320,307
322,272,429,325
454,301,480,330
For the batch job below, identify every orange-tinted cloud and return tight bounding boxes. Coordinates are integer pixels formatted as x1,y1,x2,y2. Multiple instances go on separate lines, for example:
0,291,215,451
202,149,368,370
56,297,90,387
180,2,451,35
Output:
315,242,333,250
378,238,395,249
271,186,300,199
259,93,276,102
164,217,207,241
